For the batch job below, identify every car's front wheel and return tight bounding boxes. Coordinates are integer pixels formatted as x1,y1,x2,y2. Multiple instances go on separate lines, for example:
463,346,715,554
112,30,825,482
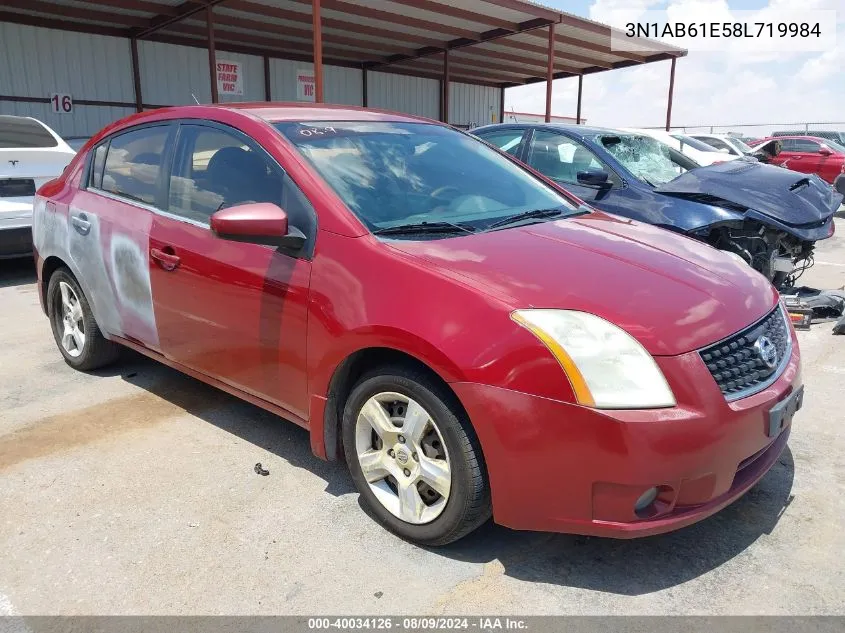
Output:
47,268,119,371
342,366,491,546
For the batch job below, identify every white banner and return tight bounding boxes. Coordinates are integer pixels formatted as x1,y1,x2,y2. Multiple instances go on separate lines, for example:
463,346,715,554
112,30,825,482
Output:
216,60,243,96
296,70,315,102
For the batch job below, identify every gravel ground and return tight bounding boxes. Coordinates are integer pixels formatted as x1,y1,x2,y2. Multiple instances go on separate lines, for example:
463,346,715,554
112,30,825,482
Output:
0,221,843,616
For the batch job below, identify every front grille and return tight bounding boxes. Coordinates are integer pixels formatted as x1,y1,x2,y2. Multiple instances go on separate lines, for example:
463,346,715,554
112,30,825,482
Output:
0,178,35,198
699,306,790,399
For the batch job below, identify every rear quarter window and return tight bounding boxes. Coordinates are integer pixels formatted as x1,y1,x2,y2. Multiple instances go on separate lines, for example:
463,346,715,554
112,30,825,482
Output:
0,116,58,148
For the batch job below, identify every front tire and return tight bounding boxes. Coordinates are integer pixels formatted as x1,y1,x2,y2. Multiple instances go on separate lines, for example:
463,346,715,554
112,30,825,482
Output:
47,268,119,371
342,366,491,546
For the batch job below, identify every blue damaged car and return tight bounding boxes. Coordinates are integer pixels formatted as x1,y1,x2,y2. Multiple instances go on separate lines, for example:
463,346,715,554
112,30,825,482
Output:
473,123,843,287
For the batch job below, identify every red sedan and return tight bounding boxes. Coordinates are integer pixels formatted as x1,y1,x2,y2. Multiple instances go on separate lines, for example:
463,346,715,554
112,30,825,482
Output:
32,104,802,545
751,135,845,184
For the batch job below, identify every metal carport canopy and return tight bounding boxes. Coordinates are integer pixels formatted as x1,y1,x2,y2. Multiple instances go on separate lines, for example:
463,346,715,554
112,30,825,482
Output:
0,0,687,127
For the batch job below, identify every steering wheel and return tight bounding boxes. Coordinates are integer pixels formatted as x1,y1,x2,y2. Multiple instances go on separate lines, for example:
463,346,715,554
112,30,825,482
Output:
430,186,462,202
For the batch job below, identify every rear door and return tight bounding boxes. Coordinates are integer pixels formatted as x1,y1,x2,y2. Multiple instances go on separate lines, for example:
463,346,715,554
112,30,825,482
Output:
149,122,315,420
69,123,175,350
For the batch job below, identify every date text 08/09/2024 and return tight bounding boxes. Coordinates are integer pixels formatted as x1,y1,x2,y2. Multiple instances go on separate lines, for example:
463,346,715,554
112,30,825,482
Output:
307,617,529,631
626,22,822,38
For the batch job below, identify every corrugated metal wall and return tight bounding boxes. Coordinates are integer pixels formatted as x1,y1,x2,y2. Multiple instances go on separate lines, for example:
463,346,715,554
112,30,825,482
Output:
0,22,503,138
0,22,135,138
449,82,501,128
269,59,363,105
138,41,266,105
367,72,440,120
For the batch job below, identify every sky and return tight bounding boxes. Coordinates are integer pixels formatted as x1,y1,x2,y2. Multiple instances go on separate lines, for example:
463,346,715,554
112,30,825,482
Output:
504,0,845,135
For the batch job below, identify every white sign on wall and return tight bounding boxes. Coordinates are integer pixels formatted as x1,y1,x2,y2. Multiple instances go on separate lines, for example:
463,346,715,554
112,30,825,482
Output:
50,93,73,114
216,60,243,96
296,70,315,102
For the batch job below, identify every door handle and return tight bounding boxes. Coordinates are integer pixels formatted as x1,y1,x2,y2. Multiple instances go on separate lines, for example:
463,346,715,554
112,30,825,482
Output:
70,213,91,235
150,247,181,272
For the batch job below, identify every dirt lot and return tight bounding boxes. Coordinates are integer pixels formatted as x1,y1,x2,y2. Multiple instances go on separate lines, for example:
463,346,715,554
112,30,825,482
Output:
1,223,844,616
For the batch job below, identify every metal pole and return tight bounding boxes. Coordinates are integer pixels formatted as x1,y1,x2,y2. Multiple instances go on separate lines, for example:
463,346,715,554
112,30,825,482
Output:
207,7,218,103
665,57,676,131
545,22,555,122
130,38,143,112
442,49,450,123
362,66,368,107
576,74,582,125
313,0,324,103
264,55,271,101
499,86,505,123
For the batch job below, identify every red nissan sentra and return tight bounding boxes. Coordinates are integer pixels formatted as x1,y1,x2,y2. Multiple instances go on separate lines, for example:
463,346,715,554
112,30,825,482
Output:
32,104,803,545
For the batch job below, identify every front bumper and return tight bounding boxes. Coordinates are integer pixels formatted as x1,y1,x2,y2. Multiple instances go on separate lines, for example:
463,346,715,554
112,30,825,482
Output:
452,327,801,537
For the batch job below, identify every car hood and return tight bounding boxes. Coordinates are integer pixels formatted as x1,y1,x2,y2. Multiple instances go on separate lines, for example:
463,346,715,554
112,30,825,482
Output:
655,160,843,225
386,213,778,356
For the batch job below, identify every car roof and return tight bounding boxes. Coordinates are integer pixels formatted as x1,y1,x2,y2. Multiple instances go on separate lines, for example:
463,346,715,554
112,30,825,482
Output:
477,122,626,138
758,135,831,142
201,102,436,124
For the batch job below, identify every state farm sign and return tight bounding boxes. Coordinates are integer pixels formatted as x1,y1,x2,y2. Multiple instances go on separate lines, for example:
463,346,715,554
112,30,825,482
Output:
216,60,243,96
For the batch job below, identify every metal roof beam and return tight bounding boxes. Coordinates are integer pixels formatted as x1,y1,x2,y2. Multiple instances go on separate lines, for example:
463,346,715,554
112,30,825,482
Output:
134,0,228,39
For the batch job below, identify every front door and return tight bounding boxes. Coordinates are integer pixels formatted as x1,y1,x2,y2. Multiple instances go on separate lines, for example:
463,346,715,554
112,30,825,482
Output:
149,122,315,420
777,138,822,175
524,129,621,204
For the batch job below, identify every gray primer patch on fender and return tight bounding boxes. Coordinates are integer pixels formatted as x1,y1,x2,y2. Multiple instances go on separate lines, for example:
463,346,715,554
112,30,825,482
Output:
110,233,158,346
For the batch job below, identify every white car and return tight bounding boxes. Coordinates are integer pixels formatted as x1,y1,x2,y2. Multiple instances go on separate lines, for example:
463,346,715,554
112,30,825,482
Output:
1,116,75,258
623,128,737,166
689,133,755,158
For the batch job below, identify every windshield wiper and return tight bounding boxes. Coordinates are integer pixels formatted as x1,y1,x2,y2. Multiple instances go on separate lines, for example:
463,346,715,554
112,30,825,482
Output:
486,208,566,230
372,221,475,236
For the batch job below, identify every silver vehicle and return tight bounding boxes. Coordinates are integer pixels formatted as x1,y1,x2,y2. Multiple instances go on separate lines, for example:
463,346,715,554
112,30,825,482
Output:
0,116,75,258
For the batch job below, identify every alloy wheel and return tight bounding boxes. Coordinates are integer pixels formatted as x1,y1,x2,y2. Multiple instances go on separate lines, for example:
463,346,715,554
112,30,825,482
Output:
57,281,85,358
354,392,452,524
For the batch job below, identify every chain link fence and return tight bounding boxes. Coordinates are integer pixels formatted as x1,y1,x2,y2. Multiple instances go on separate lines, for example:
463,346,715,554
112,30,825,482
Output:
647,122,845,143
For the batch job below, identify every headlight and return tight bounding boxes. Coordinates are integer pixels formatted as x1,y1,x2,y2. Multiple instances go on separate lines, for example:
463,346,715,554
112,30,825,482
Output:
511,309,676,409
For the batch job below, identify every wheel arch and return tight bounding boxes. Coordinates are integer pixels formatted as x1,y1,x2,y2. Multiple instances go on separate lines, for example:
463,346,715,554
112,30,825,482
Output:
320,346,471,462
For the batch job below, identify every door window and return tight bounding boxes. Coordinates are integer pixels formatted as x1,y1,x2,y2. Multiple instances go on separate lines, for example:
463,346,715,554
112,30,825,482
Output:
100,126,169,205
477,129,525,156
791,139,822,153
167,124,315,237
527,131,607,185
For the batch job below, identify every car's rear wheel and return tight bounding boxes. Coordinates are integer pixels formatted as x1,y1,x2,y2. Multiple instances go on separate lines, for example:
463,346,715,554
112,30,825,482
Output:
342,366,491,546
47,268,119,371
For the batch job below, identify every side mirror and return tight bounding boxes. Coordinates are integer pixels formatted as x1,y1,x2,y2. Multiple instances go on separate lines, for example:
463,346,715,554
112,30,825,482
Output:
210,202,306,251
818,145,833,156
719,148,730,154
576,168,610,186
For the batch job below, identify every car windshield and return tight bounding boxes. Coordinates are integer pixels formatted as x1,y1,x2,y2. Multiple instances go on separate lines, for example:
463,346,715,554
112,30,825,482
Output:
275,121,579,236
670,134,716,152
597,133,690,185
728,137,753,153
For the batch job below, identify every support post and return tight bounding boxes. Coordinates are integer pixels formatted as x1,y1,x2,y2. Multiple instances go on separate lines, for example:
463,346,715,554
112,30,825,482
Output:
499,86,505,123
207,7,218,103
313,0,324,103
264,55,271,101
665,57,676,131
130,37,143,112
576,74,582,125
545,22,555,123
442,49,450,124
362,65,368,107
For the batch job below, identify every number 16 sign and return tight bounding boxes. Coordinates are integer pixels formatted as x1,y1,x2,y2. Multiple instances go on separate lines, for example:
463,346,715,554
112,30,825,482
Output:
50,93,73,114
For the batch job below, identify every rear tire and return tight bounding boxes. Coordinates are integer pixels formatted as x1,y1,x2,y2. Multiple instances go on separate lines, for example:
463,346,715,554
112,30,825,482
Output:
342,365,491,546
47,268,119,371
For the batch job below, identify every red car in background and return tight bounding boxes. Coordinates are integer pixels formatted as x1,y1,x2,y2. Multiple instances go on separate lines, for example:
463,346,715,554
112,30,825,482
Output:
750,135,845,184
32,104,802,545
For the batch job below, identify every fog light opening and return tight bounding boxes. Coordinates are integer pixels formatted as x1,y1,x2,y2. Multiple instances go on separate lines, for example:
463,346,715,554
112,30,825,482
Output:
634,486,659,518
